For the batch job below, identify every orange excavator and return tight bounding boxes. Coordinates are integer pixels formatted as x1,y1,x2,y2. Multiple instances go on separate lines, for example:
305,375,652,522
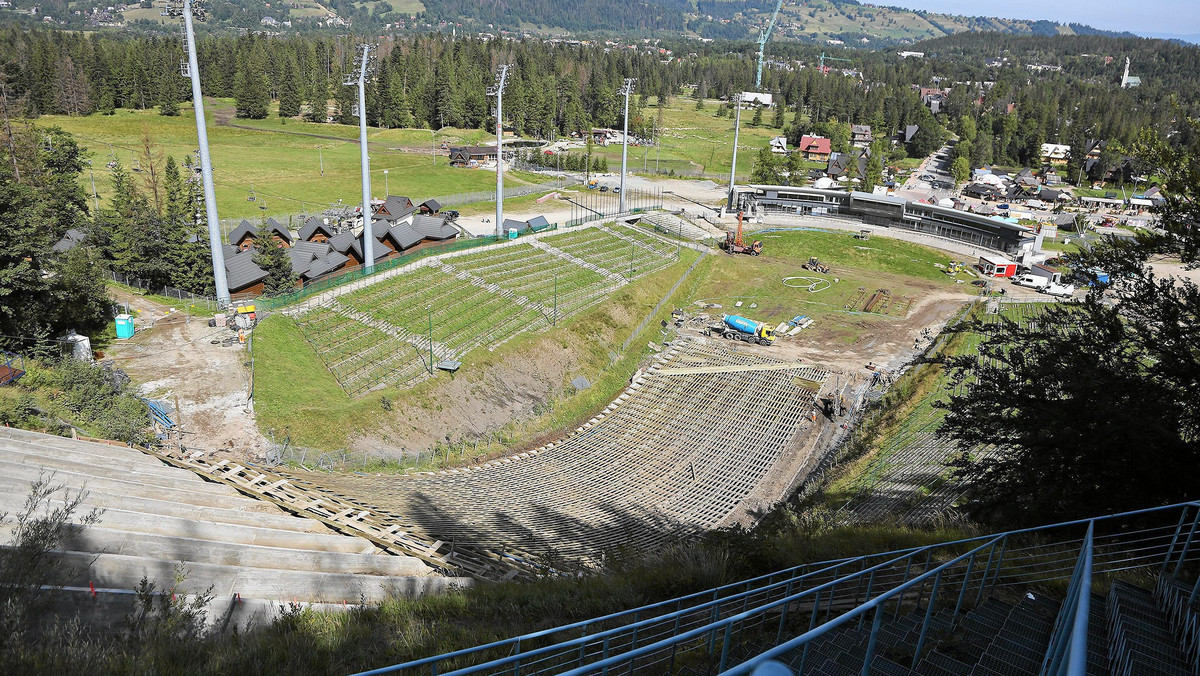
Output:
720,211,763,256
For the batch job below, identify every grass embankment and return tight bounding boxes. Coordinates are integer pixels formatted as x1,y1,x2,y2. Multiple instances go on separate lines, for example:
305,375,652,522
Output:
252,248,702,455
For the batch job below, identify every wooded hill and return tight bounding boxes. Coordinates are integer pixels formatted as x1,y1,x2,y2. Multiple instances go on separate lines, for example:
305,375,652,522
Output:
2,0,1139,41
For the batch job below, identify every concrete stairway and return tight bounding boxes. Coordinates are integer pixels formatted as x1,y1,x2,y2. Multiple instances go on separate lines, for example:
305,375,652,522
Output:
0,427,464,608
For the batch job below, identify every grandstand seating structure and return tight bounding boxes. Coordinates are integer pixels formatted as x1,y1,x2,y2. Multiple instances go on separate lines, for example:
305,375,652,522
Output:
357,501,1200,676
293,224,682,396
284,338,829,564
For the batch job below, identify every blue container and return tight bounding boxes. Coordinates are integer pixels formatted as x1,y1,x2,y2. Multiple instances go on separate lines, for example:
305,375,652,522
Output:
115,314,135,339
507,228,520,240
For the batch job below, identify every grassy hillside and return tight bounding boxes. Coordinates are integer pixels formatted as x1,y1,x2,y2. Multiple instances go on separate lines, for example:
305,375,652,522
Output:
38,101,511,222
723,0,1109,45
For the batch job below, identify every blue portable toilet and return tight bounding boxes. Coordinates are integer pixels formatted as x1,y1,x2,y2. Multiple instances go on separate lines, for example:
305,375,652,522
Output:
115,314,135,339
507,228,520,240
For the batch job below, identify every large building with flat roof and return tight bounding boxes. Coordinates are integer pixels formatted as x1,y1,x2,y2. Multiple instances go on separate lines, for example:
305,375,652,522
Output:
739,185,1034,255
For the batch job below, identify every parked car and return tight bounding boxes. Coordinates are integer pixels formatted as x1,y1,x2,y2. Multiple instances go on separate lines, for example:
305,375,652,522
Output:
613,187,621,194
920,174,935,181
442,210,460,221
600,185,609,192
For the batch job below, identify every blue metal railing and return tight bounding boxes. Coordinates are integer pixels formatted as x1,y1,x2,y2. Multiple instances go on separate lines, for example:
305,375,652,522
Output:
353,501,1200,676
1041,521,1094,676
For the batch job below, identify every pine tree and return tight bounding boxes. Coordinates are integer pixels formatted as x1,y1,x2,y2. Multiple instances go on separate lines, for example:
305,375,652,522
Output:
750,105,764,128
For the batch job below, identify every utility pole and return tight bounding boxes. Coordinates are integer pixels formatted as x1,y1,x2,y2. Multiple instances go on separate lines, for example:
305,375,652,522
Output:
727,93,743,211
487,65,510,239
619,78,635,214
173,0,229,307
345,44,375,272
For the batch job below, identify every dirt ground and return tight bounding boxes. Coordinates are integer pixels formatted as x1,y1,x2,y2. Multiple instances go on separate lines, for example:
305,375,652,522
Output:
106,287,269,455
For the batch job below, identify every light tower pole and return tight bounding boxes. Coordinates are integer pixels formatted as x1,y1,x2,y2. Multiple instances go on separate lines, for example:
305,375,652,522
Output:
619,78,635,214
727,93,743,210
487,65,510,239
176,0,230,307
345,45,375,272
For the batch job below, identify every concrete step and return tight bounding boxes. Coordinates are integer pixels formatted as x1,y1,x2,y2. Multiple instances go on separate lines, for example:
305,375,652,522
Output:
54,550,458,603
0,451,232,495
0,461,276,511
0,474,318,533
0,427,170,467
0,441,212,485
0,493,376,554
20,526,424,576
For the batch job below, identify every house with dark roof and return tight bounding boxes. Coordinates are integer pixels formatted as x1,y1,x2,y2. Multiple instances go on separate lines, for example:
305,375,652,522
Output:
410,214,459,241
826,151,867,180
899,124,919,145
851,125,873,148
229,218,292,251
374,196,417,223
797,135,832,162
224,250,270,298
418,198,442,215
52,228,87,253
448,146,498,167
298,216,336,243
501,215,552,235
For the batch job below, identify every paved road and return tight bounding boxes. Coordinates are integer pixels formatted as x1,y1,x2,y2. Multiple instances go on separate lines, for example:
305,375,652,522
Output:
899,142,956,202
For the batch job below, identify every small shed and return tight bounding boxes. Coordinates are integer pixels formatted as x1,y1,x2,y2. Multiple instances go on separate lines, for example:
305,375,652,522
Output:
978,254,1017,278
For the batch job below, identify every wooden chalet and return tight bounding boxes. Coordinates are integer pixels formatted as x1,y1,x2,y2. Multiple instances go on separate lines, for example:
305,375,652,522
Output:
229,218,292,251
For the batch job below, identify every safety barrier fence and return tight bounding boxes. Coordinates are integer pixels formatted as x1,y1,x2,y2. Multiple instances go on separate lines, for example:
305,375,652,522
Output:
354,500,1200,676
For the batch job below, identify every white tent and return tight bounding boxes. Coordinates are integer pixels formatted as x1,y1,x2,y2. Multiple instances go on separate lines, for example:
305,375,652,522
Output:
813,177,837,189
937,197,955,208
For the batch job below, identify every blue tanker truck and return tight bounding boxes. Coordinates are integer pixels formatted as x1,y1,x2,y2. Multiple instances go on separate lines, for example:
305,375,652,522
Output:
708,314,777,346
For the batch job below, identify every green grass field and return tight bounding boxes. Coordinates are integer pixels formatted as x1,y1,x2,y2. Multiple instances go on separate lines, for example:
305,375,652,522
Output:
689,228,969,343
592,97,791,180
39,103,508,221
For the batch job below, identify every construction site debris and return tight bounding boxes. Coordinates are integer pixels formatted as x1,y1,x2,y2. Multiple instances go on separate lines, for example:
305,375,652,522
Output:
782,276,831,292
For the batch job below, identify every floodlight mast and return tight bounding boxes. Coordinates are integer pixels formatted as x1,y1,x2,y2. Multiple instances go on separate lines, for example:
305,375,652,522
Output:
346,45,375,272
727,93,743,210
619,78,635,214
178,0,229,307
487,65,510,239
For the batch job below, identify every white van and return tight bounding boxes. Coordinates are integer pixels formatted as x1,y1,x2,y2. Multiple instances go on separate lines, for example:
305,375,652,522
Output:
1014,274,1048,290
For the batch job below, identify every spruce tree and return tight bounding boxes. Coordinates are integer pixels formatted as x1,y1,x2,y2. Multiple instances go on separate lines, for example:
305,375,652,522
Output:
278,58,302,118
750,105,763,127
234,53,269,120
251,224,296,297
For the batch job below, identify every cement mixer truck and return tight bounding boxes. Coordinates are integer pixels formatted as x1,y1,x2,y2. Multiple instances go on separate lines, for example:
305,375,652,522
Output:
707,314,777,346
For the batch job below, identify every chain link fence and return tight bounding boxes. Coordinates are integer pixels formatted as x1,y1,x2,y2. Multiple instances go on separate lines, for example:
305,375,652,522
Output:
425,178,580,208
107,271,219,311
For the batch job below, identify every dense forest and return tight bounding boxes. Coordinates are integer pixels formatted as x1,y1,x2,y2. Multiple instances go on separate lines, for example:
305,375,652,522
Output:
5,28,1198,176
0,28,946,144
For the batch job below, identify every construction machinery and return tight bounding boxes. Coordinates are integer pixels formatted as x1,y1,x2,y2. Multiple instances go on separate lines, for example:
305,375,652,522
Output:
802,256,831,274
720,212,763,256
707,314,776,346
